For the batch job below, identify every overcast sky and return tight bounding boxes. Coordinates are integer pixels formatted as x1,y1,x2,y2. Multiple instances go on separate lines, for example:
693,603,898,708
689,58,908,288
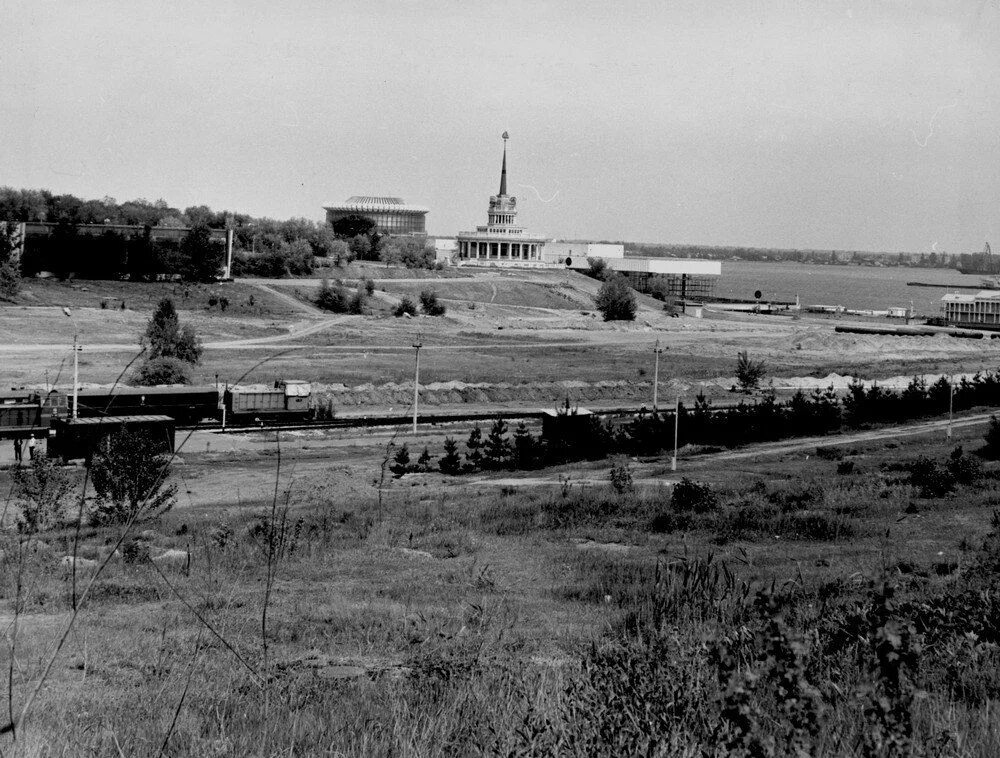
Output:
2,1,998,252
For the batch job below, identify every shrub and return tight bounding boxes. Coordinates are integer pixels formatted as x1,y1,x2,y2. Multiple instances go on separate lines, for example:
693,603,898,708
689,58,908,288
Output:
315,278,350,313
12,456,74,533
609,458,634,494
0,262,20,301
363,278,375,296
947,446,983,486
671,478,718,514
129,357,192,386
984,415,1000,457
586,257,608,281
89,429,177,525
419,290,447,316
594,275,636,321
393,296,418,318
735,350,766,393
907,457,956,498
390,444,411,478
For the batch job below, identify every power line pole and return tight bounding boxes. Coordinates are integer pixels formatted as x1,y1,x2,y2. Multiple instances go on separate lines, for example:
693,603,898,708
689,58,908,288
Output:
652,339,665,411
947,374,954,440
412,334,423,434
672,394,679,472
72,335,81,420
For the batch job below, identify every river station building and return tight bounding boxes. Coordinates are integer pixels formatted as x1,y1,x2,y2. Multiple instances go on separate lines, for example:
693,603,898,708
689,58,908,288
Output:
456,134,549,266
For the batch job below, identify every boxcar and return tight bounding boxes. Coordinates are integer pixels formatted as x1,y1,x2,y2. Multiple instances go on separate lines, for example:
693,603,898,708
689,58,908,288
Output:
0,390,68,440
73,386,219,425
48,415,175,463
224,380,312,424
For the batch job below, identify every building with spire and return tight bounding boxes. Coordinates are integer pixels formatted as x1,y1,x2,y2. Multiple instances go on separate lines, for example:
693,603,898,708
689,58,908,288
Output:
456,133,548,266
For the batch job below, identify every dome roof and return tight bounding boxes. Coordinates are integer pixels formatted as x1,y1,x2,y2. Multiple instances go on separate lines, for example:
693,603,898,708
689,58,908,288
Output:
323,196,428,214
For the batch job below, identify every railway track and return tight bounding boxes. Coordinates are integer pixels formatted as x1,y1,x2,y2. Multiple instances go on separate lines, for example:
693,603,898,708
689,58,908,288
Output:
179,402,748,435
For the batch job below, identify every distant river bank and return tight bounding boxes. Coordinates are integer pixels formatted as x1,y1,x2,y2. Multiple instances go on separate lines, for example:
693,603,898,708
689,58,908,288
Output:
717,261,990,316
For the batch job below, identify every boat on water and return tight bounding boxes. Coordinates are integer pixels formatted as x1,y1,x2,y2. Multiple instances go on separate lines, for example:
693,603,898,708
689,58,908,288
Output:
955,242,1000,275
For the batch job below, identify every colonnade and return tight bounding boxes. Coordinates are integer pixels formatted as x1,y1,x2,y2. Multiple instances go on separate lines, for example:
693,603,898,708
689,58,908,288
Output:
458,240,540,260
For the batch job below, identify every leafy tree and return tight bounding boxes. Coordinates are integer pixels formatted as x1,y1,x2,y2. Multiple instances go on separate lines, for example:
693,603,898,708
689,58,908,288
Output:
381,237,435,268
129,357,192,386
89,429,177,525
13,456,74,533
332,214,377,240
393,296,418,318
363,278,375,296
419,290,446,316
735,350,766,394
141,298,202,364
315,279,353,313
594,275,636,321
0,263,19,301
586,257,608,280
348,289,366,315
483,417,511,469
348,234,374,261
390,444,411,478
178,224,224,281
439,437,462,475
465,425,484,469
327,239,353,265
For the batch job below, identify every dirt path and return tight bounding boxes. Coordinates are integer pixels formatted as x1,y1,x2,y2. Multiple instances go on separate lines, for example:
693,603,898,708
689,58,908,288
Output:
242,280,324,316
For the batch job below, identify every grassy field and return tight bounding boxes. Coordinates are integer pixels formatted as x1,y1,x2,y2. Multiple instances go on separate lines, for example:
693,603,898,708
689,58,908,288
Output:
377,279,586,310
0,416,999,753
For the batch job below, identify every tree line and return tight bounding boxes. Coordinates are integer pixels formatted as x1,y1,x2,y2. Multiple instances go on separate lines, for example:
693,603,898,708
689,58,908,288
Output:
406,372,1000,476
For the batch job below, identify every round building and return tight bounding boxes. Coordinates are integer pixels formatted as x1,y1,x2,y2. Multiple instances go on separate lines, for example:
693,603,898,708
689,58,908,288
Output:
323,196,428,236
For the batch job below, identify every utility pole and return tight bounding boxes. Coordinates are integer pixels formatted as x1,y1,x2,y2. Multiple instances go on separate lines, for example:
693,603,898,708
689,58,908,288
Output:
652,339,665,411
672,395,680,472
947,374,954,440
72,335,81,420
412,334,423,434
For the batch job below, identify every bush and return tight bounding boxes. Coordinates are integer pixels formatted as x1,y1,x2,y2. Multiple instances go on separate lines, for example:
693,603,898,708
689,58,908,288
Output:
907,457,956,498
0,262,20,301
89,429,177,525
129,357,192,386
609,458,634,494
315,278,350,312
735,350,766,393
947,446,983,486
12,456,74,533
419,290,447,316
984,415,1000,457
594,275,636,321
671,478,718,514
393,296,418,318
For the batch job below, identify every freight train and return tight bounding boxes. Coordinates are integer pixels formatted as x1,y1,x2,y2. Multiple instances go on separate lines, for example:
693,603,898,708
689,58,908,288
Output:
0,380,314,460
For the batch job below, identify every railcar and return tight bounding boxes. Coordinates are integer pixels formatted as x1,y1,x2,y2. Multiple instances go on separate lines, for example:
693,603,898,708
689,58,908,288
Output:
0,390,67,440
72,386,219,425
224,380,312,424
48,415,175,463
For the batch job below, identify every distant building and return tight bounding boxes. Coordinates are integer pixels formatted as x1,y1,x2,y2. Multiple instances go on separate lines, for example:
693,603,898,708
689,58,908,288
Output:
322,196,428,236
942,291,1000,328
456,134,548,266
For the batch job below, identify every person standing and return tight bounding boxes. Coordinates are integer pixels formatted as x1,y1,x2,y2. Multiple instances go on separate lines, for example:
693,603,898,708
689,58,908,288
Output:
13,438,22,465
27,434,36,461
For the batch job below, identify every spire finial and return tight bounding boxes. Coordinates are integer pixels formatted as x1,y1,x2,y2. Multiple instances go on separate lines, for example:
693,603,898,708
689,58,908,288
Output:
499,132,509,196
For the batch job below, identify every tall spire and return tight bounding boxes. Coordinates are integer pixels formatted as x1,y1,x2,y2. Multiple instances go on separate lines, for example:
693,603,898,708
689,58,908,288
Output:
499,131,509,196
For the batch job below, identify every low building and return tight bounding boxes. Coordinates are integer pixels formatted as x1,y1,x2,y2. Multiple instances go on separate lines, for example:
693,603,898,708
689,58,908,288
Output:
542,242,625,265
323,196,428,236
554,251,721,300
942,291,1000,328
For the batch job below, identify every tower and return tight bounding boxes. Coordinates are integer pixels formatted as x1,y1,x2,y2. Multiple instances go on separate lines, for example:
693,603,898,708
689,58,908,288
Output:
487,132,517,228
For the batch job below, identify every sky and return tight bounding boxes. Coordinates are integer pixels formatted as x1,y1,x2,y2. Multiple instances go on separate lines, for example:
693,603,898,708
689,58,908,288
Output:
1,0,998,252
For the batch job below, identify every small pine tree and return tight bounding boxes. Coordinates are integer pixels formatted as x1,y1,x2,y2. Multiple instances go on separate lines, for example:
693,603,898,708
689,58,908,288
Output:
390,444,411,478
594,275,636,321
419,289,446,316
465,425,483,469
483,417,511,469
439,437,462,475
417,446,433,471
393,296,418,318
511,421,537,470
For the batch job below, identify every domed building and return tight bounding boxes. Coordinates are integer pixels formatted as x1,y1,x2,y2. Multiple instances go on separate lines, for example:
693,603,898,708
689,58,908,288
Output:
323,196,428,236
456,134,548,266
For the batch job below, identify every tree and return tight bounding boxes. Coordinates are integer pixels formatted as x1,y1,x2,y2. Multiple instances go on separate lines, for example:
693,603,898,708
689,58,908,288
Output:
419,290,446,316
439,437,462,475
417,447,433,471
586,257,608,280
594,275,636,321
0,223,21,300
381,237,435,268
390,444,411,478
393,296,418,318
316,279,352,313
13,456,74,533
178,224,224,281
331,214,377,240
511,421,538,470
141,298,203,364
735,350,766,394
129,357,192,386
465,425,484,469
89,429,177,525
483,417,511,469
